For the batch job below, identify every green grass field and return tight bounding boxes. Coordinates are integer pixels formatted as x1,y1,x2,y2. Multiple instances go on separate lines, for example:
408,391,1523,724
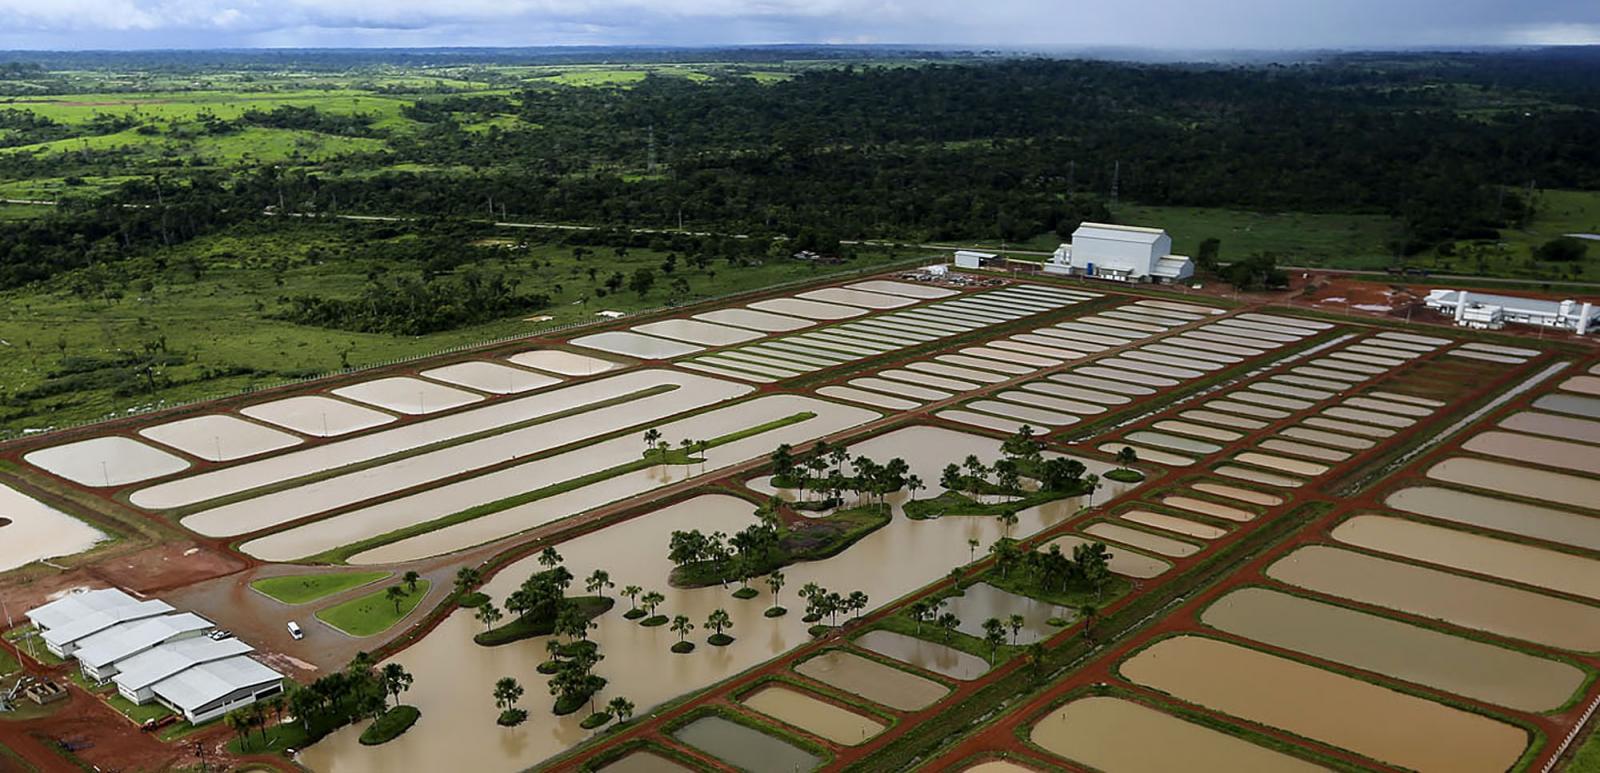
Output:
250,571,392,605
314,580,432,637
0,220,909,436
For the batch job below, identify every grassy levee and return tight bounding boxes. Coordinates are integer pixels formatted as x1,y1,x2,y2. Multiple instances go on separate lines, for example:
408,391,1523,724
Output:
249,570,391,604
844,500,1333,772
315,580,431,637
299,412,816,564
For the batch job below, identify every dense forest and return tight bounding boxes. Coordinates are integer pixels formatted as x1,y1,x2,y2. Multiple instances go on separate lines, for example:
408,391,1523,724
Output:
3,49,1600,293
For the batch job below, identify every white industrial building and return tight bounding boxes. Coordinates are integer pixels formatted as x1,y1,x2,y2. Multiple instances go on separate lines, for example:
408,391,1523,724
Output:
75,612,213,682
27,588,174,659
113,636,255,704
24,588,284,724
1424,289,1598,334
1044,223,1195,284
953,250,1001,269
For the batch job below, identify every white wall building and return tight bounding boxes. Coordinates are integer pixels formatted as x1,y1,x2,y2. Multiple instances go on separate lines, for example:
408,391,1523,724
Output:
953,250,1000,269
1424,289,1598,334
24,587,284,724
27,588,174,659
75,612,213,683
1044,223,1195,284
113,637,255,705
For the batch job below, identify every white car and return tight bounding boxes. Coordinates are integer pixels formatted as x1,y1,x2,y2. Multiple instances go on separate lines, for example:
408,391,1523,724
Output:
286,621,304,640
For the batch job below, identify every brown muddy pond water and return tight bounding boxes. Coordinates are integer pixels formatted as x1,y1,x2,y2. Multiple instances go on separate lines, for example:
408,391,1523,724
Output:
908,361,1008,384
1500,410,1600,445
25,436,190,488
1215,465,1303,488
1189,482,1281,506
1029,695,1322,773
1332,514,1600,601
569,330,705,359
1096,443,1193,467
1259,439,1351,462
1386,485,1600,551
1533,393,1600,419
1180,410,1268,430
596,751,698,772
1303,417,1393,438
1464,431,1600,476
1151,420,1240,442
632,318,764,346
1050,373,1155,396
1203,587,1584,712
1084,522,1201,557
1124,431,1221,455
1267,545,1600,651
741,685,885,745
1323,406,1413,428
506,349,620,376
1234,452,1329,477
1024,381,1129,405
855,630,989,680
1160,495,1255,521
941,410,1026,434
694,307,814,332
1428,457,1600,511
1121,510,1226,539
818,386,919,411
1281,426,1376,449
969,400,1077,426
997,390,1103,416
673,715,822,771
1119,636,1527,773
795,651,948,711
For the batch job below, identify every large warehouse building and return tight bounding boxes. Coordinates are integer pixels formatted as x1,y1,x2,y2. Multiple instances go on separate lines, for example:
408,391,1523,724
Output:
25,588,284,724
1044,223,1195,283
1424,289,1598,334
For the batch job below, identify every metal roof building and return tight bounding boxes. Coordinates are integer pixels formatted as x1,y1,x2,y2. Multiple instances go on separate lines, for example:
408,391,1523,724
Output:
74,612,214,682
26,589,175,658
113,637,255,704
149,655,285,724
1044,223,1195,283
1424,289,1598,334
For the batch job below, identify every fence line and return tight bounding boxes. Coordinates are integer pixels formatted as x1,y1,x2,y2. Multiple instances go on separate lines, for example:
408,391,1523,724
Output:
1542,692,1600,773
1,255,933,446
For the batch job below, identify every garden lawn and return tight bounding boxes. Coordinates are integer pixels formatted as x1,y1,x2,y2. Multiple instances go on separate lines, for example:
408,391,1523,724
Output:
251,571,391,605
315,580,431,637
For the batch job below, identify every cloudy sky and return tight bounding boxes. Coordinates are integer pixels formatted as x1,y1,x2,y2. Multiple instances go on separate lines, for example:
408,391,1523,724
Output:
0,0,1596,50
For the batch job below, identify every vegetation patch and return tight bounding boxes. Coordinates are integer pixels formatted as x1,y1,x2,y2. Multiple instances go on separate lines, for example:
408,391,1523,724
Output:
358,705,420,745
475,596,612,647
671,641,696,654
250,571,390,605
1105,468,1145,483
457,591,490,608
315,580,431,637
669,503,890,589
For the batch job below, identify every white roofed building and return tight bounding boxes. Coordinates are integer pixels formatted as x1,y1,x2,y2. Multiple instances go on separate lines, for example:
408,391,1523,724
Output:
26,588,175,658
113,637,255,704
1425,290,1598,334
74,612,214,682
1044,223,1195,284
150,655,285,724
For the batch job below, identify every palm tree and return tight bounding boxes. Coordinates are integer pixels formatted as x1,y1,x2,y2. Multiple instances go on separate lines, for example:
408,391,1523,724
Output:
473,601,499,633
766,571,785,609
982,618,1006,664
622,585,642,612
538,547,563,569
493,676,524,712
847,591,868,620
226,708,252,750
937,612,960,642
997,510,1019,539
967,537,979,563
706,609,732,641
670,614,694,642
454,566,482,595
1008,614,1025,646
585,569,613,598
643,428,661,456
385,585,406,614
906,473,924,501
403,570,421,593
640,590,665,620
607,696,635,724
1084,473,1101,506
1079,603,1099,641
380,663,413,708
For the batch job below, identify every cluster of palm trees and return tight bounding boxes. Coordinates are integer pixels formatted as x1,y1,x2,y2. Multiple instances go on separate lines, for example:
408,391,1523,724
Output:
382,570,424,614
768,441,918,507
642,427,708,471
241,653,413,749
494,675,634,729
797,582,868,627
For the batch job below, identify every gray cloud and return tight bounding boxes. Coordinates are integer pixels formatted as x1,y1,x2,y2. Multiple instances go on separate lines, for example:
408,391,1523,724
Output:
0,0,1594,49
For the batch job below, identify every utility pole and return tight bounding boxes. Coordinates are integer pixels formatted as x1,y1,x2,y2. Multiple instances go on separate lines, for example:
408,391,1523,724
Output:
1110,161,1120,206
